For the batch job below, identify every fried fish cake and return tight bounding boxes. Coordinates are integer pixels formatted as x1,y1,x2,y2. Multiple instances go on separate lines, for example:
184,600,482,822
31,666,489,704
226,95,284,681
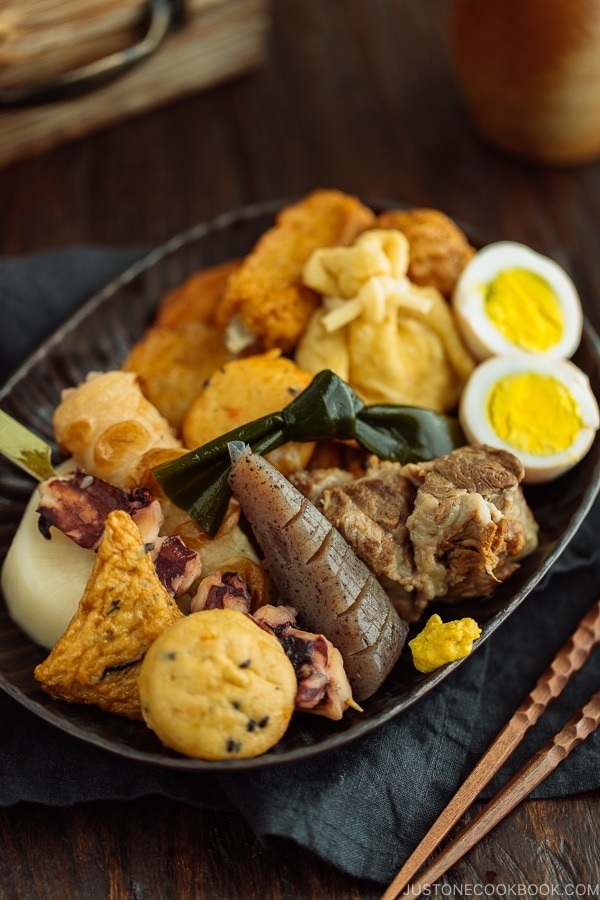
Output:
156,259,241,329
377,207,475,297
122,320,232,430
182,350,315,476
34,510,183,720
215,189,377,353
138,608,297,760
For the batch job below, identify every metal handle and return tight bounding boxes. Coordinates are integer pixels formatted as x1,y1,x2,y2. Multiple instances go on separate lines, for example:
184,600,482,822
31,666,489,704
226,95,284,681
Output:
0,0,176,108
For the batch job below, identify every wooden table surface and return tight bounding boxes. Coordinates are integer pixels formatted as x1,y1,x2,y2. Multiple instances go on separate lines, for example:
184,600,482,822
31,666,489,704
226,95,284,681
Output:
1,1,599,897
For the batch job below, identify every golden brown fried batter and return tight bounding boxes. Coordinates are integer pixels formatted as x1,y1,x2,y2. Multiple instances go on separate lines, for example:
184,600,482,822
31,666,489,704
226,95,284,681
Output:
377,207,475,297
34,510,183,720
156,259,241,328
53,371,181,490
182,350,316,476
122,320,232,430
215,189,377,353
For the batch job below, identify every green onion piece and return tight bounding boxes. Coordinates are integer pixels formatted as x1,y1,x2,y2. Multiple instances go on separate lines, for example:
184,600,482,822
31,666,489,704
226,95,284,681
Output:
152,370,465,536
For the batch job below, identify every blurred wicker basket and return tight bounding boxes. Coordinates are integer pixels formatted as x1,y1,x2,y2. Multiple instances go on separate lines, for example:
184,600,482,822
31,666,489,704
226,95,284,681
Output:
0,0,270,167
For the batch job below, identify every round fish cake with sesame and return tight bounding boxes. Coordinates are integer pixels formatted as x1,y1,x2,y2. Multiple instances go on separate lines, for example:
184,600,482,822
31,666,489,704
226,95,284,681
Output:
138,608,297,760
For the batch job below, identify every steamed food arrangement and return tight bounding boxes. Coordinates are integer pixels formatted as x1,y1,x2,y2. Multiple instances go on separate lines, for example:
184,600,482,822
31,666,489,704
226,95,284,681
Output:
2,189,598,762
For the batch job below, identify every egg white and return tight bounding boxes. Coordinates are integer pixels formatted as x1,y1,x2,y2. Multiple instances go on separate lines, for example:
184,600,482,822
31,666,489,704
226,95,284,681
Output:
452,241,583,361
459,355,600,483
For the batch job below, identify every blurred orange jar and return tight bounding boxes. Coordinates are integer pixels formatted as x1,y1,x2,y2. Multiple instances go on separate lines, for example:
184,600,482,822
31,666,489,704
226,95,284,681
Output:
450,0,600,165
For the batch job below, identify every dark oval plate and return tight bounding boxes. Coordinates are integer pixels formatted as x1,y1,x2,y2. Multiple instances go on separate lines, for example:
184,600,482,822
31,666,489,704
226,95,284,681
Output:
1,199,600,771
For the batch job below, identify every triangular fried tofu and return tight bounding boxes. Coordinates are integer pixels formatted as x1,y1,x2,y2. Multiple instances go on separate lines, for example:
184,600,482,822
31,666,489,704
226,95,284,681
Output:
35,509,183,719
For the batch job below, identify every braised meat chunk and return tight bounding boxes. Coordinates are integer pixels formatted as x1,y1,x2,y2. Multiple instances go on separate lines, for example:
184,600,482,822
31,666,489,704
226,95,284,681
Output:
299,461,421,616
402,445,538,607
293,444,539,622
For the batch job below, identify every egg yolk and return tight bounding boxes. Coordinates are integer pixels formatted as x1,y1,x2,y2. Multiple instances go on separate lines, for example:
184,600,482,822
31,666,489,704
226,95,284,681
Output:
485,268,564,352
487,372,583,455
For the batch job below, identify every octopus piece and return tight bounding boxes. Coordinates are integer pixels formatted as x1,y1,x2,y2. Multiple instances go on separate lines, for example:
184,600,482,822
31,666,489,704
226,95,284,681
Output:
36,469,202,601
252,605,357,721
190,570,253,615
151,535,203,598
37,470,161,550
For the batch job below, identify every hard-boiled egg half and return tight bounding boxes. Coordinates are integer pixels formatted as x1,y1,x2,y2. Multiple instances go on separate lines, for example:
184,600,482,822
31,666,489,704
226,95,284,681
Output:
452,241,583,361
459,355,600,483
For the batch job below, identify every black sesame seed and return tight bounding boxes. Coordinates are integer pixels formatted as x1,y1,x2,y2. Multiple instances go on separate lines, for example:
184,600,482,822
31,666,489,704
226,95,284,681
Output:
238,659,251,668
246,720,256,732
162,651,177,661
226,737,242,753
257,716,269,729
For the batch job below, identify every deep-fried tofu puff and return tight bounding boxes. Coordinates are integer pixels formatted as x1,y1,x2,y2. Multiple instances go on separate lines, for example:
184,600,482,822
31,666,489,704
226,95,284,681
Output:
182,350,316,477
138,609,297,759
122,320,232,430
155,259,241,329
215,189,377,354
348,287,475,410
296,230,476,412
53,370,181,489
377,207,475,297
34,510,183,720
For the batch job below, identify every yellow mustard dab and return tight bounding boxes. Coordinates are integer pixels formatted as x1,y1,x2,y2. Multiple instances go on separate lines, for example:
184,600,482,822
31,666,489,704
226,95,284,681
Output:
409,613,482,673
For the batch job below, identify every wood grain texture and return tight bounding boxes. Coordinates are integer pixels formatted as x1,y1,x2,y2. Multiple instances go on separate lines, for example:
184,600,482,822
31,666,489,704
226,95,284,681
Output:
0,795,598,899
0,0,269,167
381,602,600,899
389,693,600,898
0,1,599,896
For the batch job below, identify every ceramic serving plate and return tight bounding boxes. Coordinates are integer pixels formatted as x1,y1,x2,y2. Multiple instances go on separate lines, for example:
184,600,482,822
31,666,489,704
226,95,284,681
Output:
1,199,600,770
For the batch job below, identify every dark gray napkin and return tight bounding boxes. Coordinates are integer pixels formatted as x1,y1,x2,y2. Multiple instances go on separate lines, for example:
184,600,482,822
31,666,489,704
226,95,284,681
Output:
1,248,599,885
0,246,147,385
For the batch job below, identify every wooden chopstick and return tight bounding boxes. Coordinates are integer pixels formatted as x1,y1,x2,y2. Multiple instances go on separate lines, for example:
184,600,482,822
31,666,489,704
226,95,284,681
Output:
381,599,600,900
386,689,600,898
